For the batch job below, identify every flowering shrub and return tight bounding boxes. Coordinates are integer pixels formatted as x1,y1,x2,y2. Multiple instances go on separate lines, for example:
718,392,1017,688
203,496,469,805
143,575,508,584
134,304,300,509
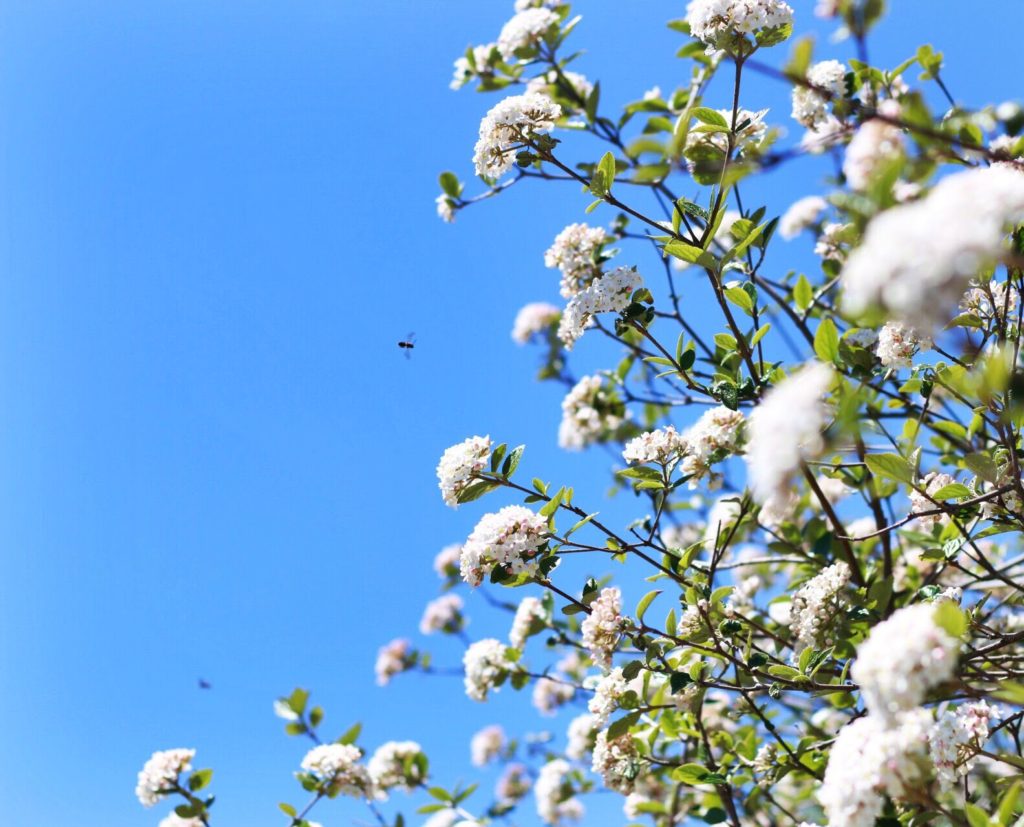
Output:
137,2,1024,826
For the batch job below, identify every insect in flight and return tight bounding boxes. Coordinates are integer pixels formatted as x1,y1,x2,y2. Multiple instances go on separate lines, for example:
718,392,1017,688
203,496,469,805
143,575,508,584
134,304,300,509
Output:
397,332,416,358
198,678,212,690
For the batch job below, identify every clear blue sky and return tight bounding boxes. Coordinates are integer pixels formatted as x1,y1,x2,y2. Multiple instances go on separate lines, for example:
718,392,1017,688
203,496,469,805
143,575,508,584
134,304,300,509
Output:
0,2,1020,825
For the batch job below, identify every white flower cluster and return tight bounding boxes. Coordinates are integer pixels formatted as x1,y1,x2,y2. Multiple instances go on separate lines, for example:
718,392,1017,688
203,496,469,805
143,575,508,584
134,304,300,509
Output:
779,195,827,240
512,302,560,344
558,266,642,349
450,44,497,91
535,759,584,825
792,60,847,128
587,667,627,727
545,223,610,298
789,562,850,656
558,375,627,450
622,425,687,466
909,471,957,527
929,701,1000,789
566,713,598,759
814,221,851,261
300,743,374,798
367,741,425,793
464,638,511,701
818,709,932,827
496,763,532,804
876,320,931,369
160,815,204,827
843,109,905,191
375,638,412,686
526,70,594,107
851,603,960,718
592,730,640,794
745,361,834,507
842,165,1024,329
436,193,456,223
961,279,1021,324
419,593,464,635
434,543,462,579
473,93,562,180
136,748,195,807
533,676,575,715
581,587,624,669
497,8,561,61
470,724,506,767
437,436,492,508
510,595,547,648
460,505,548,586
685,0,794,52
705,496,743,545
680,405,746,483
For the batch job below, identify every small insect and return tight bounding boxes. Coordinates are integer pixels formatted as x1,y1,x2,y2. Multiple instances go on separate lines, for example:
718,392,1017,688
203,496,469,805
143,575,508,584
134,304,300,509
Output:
397,332,416,358
198,678,212,690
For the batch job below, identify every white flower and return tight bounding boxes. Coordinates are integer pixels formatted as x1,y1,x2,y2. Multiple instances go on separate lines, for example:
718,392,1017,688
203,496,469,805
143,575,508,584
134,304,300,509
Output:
375,638,412,686
434,543,462,579
643,86,663,101
587,667,627,727
909,471,957,527
961,279,1021,324
497,8,561,61
558,266,642,349
851,602,960,718
160,816,203,827
510,596,547,648
273,699,300,721
419,593,464,635
842,166,1024,330
512,302,560,344
535,759,584,825
367,741,425,793
515,0,565,9
436,193,456,223
792,60,847,128
464,638,511,701
533,675,575,715
814,221,850,261
581,587,624,669
460,505,548,586
558,374,628,450
566,713,598,759
790,562,850,657
495,762,532,803
801,114,847,155
470,724,506,767
437,436,492,508
818,710,932,827
622,425,687,466
473,93,562,180
592,729,640,794
705,496,743,547
685,0,794,53
815,474,851,503
136,748,195,807
745,362,834,505
450,44,498,90
779,195,827,240
545,223,610,298
876,321,931,369
423,811,460,827
526,70,594,108
680,406,746,483
301,744,374,798
929,701,1000,789
843,114,905,191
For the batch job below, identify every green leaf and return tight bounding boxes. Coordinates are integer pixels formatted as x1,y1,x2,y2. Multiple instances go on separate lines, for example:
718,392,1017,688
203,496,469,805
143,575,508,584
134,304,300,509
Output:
997,780,1021,826
929,482,972,500
865,453,915,485
438,171,461,199
934,601,968,638
287,687,310,716
728,221,768,260
724,286,754,313
636,589,662,622
539,487,565,517
965,452,999,484
606,710,641,739
189,768,213,792
671,763,714,785
691,107,729,128
664,239,705,264
813,318,840,364
767,664,802,681
279,803,298,818
794,274,813,311
338,721,362,746
964,801,993,827
751,323,771,346
503,444,525,478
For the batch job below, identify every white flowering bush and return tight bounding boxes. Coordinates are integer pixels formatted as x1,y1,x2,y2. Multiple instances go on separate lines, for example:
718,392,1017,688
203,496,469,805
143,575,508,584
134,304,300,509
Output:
137,3,1024,827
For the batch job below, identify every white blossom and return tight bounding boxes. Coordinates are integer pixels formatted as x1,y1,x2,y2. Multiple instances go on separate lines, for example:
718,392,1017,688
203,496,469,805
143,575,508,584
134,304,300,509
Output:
843,112,905,191
450,44,497,90
622,425,687,466
495,762,532,803
136,748,195,807
566,713,598,759
909,471,957,527
460,505,548,586
581,587,624,669
473,93,561,180
790,562,850,656
375,638,412,686
705,496,743,547
850,602,960,718
558,375,628,450
470,724,506,767
876,321,931,369
533,675,575,715
592,729,640,794
437,436,492,508
558,266,642,349
512,302,560,344
510,596,547,648
273,699,300,721
300,743,374,798
745,362,834,505
434,543,462,579
587,667,627,727
961,279,1021,324
419,593,464,635
535,759,584,825
792,60,847,128
801,114,847,155
842,166,1024,329
526,70,594,107
814,221,850,261
436,193,456,223
929,701,1000,789
545,223,610,298
680,405,746,483
159,815,203,827
685,0,794,53
779,195,827,240
497,8,561,61
464,638,512,701
367,741,425,793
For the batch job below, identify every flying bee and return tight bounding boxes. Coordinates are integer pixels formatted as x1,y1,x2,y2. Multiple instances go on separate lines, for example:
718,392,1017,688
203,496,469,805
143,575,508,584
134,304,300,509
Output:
397,332,416,358
198,678,212,690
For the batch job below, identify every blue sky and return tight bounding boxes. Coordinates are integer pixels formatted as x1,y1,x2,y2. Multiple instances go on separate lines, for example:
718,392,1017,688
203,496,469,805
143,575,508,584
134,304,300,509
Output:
0,2,1021,825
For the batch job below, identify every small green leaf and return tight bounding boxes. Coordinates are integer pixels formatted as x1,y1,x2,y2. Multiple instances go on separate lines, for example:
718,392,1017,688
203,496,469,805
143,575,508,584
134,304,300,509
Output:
279,803,297,817
690,107,729,128
929,482,972,500
794,274,813,311
865,453,915,485
338,721,362,746
606,710,641,739
964,801,993,827
724,286,754,313
813,318,840,364
934,601,968,638
636,589,662,622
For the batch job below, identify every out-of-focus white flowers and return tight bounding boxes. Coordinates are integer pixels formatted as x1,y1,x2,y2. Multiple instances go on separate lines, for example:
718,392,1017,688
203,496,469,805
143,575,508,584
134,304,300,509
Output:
558,375,628,450
375,638,413,686
535,759,584,825
851,603,960,718
367,741,426,794
460,505,548,586
300,743,374,798
437,436,492,508
495,762,532,804
745,361,834,507
159,815,204,827
136,748,195,807
497,8,561,61
512,302,560,344
843,106,905,191
592,729,640,793
779,195,827,239
419,593,464,635
685,0,794,53
792,60,847,128
842,165,1024,329
558,266,642,349
464,638,512,701
588,667,627,727
565,713,598,759
526,70,594,107
876,321,931,369
470,724,506,767
473,93,561,180
510,595,547,648
532,675,575,715
434,543,462,580
436,193,457,223
450,43,498,91
581,587,624,669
